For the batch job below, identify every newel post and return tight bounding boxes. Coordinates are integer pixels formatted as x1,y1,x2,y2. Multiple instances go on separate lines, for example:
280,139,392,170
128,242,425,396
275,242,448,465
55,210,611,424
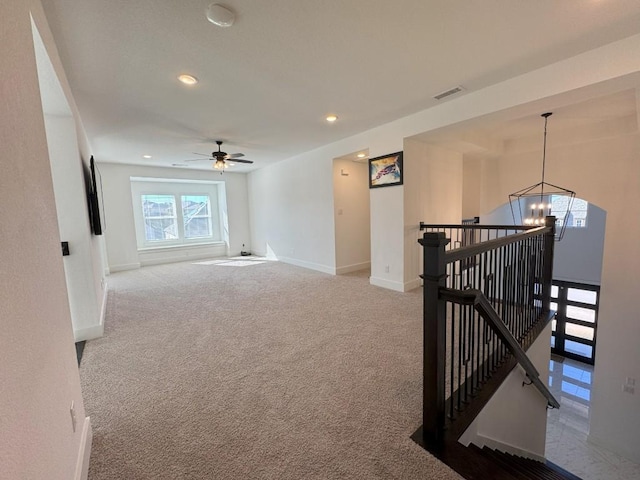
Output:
420,232,449,445
541,216,556,311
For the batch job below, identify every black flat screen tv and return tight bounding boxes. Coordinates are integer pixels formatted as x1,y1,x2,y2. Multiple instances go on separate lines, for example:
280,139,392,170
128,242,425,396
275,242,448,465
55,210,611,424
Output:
87,155,103,235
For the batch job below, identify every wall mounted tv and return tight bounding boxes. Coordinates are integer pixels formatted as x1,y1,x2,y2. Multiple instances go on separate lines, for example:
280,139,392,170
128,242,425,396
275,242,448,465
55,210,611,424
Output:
87,155,103,235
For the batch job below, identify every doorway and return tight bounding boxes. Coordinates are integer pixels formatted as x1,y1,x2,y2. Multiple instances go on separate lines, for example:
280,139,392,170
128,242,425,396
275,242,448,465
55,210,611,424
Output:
551,280,599,365
332,150,371,274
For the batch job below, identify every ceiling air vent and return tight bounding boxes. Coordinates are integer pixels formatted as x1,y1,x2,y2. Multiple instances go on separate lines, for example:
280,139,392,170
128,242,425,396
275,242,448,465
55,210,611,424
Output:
433,85,465,101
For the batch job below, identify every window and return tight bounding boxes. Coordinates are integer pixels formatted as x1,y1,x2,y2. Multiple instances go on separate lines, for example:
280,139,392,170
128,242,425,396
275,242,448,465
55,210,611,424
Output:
141,194,178,241
182,195,212,239
131,179,223,248
551,195,588,228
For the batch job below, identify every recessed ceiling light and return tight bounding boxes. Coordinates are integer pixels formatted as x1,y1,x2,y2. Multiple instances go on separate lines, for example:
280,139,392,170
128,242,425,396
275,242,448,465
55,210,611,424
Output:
142,155,152,159
326,114,338,123
357,153,366,158
178,74,198,85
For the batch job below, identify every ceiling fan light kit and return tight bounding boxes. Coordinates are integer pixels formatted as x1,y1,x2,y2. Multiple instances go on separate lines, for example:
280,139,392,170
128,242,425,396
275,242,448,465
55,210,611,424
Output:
206,4,235,27
183,140,253,174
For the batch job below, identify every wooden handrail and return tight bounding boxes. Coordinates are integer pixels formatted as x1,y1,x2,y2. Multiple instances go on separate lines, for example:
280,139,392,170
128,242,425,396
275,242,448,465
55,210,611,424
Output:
440,287,560,409
444,225,549,263
420,222,540,231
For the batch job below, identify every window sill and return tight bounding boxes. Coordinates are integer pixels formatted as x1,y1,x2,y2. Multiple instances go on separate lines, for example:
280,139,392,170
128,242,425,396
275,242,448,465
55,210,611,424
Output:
138,241,226,253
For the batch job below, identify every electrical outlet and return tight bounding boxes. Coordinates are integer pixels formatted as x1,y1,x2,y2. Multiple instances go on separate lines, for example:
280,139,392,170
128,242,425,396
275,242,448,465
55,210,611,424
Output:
623,384,635,395
70,401,77,432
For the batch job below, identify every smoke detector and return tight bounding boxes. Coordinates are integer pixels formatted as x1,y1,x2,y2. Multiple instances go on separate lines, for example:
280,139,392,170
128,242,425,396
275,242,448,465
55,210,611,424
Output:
206,4,235,27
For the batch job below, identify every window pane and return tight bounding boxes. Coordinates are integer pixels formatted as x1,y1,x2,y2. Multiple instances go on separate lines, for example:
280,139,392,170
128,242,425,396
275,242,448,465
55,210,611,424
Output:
551,285,558,298
565,340,592,358
551,195,588,228
182,195,212,239
141,195,177,241
566,323,595,341
185,217,212,239
142,194,176,217
182,195,210,216
566,305,596,323
567,288,597,305
144,218,178,240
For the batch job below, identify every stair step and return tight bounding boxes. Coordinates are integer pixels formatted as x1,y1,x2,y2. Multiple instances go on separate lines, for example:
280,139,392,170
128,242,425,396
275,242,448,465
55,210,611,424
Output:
476,445,582,480
480,447,535,480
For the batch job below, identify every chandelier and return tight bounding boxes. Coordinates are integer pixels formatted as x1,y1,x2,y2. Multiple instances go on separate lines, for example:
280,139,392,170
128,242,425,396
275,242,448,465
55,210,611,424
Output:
508,112,575,240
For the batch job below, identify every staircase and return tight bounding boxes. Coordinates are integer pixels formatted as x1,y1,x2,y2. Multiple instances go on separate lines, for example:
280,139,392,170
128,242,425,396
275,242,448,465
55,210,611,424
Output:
468,445,582,480
414,221,581,480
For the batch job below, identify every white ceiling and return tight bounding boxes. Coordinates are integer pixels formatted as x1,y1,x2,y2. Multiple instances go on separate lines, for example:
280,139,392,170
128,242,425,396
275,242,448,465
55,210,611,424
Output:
41,0,640,172
412,89,640,156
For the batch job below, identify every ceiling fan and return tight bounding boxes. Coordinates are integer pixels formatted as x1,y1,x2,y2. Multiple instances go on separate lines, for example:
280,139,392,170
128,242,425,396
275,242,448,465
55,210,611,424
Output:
185,140,253,173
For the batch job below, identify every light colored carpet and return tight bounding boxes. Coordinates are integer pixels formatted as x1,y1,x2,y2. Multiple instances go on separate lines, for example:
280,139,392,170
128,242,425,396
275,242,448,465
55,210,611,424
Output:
81,258,462,479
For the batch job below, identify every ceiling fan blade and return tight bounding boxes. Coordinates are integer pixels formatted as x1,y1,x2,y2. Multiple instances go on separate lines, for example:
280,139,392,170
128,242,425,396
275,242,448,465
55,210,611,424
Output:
184,158,212,162
192,152,213,157
225,153,245,159
232,159,253,164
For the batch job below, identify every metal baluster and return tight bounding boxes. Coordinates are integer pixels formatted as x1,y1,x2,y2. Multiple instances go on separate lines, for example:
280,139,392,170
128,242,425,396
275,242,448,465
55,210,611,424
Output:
457,262,463,412
482,251,489,380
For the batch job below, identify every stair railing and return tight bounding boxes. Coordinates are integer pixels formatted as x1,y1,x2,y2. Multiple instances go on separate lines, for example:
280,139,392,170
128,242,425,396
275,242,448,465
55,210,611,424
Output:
418,217,558,445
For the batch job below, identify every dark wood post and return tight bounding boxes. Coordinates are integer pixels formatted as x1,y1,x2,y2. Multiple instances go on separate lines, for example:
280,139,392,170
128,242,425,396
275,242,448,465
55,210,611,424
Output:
541,216,556,312
420,232,449,445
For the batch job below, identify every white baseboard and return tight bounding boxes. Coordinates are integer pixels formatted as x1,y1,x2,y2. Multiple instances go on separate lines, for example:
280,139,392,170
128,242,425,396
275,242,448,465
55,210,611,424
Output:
588,433,640,464
278,256,335,275
139,244,227,267
468,434,546,463
109,262,140,272
369,276,405,292
336,261,370,275
73,280,107,341
74,323,103,342
74,416,92,480
403,278,422,291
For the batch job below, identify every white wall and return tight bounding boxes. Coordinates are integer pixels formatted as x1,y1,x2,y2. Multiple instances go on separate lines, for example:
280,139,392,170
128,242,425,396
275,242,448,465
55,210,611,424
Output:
44,115,103,340
1,1,89,478
459,324,552,460
553,203,606,285
31,0,106,343
479,199,606,286
368,182,405,290
404,139,463,289
248,154,337,274
332,158,370,274
99,163,251,271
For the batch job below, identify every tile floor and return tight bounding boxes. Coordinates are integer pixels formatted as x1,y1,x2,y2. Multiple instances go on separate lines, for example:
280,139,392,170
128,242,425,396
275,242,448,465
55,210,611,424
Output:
546,357,640,480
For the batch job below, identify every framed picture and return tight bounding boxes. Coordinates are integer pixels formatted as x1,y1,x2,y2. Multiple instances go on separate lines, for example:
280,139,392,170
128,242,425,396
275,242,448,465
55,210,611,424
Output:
368,151,403,188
